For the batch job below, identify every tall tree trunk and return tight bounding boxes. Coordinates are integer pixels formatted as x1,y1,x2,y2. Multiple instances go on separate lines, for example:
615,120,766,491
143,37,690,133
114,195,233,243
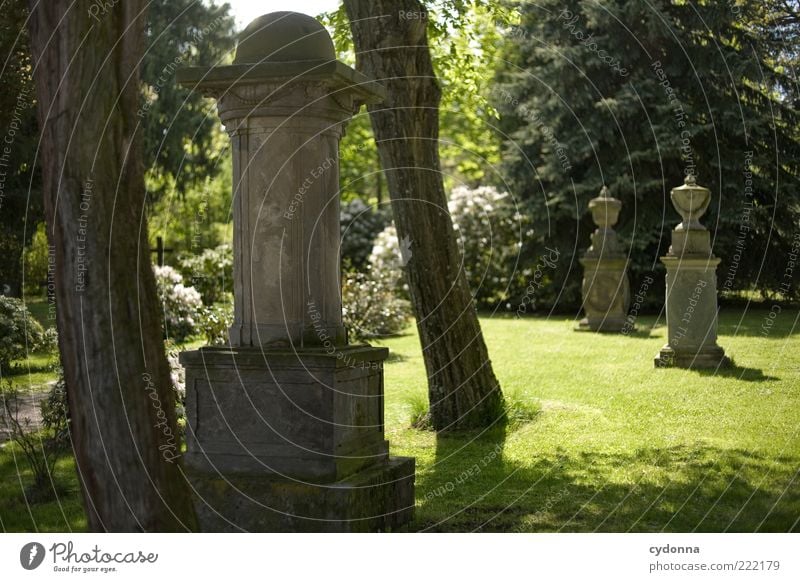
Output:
344,0,504,431
27,0,196,531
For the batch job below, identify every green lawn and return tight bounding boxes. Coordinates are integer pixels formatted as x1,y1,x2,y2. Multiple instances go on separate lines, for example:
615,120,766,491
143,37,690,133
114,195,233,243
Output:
6,296,60,391
2,308,798,532
377,308,800,532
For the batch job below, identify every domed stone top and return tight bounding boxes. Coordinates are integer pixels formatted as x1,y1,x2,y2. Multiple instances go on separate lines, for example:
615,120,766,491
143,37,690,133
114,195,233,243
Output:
234,12,335,64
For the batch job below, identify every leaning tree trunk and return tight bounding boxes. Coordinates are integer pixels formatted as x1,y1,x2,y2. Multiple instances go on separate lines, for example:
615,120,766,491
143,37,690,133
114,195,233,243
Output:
344,0,504,431
27,0,196,530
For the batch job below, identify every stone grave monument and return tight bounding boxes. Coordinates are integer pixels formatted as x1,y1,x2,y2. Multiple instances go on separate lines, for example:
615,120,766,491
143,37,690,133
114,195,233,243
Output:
577,186,630,332
177,12,415,532
654,175,730,368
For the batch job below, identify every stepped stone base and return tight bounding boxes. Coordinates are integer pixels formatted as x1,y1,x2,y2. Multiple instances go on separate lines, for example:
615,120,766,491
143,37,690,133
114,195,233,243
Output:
179,345,415,532
187,456,415,532
575,316,628,333
654,344,731,369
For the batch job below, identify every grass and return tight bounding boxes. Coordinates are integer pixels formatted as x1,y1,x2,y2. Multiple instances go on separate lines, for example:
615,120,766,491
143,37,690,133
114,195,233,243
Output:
4,352,60,392
1,308,798,532
373,308,800,532
0,447,86,532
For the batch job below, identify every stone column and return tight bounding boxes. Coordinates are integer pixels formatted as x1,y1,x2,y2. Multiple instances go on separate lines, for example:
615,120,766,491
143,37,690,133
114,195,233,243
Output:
176,12,414,532
577,187,630,332
654,175,730,368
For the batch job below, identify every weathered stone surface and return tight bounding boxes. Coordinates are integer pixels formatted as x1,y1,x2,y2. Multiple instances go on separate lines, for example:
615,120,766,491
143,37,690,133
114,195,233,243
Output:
188,456,415,532
177,12,414,532
178,24,383,349
577,187,630,332
234,12,336,64
655,176,730,368
180,346,391,481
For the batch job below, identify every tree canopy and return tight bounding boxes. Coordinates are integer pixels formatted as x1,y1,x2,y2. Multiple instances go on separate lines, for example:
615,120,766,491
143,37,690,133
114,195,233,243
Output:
496,0,800,309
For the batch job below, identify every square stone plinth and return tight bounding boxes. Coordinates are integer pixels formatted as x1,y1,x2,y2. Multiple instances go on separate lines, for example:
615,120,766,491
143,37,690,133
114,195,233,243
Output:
180,346,391,481
655,255,730,370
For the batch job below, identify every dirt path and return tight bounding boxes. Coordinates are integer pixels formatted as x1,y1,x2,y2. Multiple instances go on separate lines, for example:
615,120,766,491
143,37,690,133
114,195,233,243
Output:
0,390,48,444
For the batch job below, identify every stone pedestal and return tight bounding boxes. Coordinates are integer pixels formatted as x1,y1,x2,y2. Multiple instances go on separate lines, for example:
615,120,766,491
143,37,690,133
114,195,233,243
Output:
177,12,414,531
577,187,630,332
180,346,414,531
654,176,730,369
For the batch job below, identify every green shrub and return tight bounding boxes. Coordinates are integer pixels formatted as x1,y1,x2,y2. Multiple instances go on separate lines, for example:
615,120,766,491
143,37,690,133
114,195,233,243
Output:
40,371,70,450
340,198,390,269
23,222,50,296
0,296,45,373
1,375,69,499
178,244,233,305
448,185,532,309
198,299,233,346
342,267,412,340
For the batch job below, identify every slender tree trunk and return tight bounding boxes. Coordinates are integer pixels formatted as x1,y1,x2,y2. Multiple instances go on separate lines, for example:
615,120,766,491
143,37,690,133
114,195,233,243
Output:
27,0,196,530
344,0,504,431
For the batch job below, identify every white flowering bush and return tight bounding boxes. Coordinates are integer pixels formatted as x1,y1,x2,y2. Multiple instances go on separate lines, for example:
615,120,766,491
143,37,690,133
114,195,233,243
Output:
340,198,390,269
448,186,530,309
153,265,203,342
342,268,412,340
339,223,413,340
369,224,406,292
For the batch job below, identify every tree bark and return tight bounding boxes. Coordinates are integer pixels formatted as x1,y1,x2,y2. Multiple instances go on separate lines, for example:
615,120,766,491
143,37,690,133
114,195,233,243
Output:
27,0,197,530
343,0,504,431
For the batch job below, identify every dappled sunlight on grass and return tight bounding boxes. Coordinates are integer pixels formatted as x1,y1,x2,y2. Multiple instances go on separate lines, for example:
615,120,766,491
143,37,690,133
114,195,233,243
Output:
377,309,800,532
1,308,797,531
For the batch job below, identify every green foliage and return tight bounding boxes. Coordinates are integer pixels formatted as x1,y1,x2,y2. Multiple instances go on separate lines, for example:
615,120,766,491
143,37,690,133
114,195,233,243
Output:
148,156,233,256
497,0,800,309
141,0,236,198
152,265,203,342
407,391,433,430
342,268,413,340
449,185,533,308
407,385,539,431
40,371,70,451
321,2,506,201
0,0,43,296
340,198,391,269
178,243,233,304
0,296,45,373
0,376,69,499
143,1,236,269
197,300,233,346
22,223,49,296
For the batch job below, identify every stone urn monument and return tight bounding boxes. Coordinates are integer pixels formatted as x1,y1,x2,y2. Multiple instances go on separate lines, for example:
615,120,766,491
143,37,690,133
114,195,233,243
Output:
654,175,730,368
176,12,414,531
577,186,630,332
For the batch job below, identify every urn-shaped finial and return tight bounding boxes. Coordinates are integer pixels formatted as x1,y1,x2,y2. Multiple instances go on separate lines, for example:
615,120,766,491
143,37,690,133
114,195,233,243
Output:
670,174,711,231
588,186,622,229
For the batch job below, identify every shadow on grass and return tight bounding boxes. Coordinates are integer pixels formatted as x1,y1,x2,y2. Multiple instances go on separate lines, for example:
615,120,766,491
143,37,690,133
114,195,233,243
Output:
413,441,800,533
619,328,655,339
717,309,799,339
6,357,56,379
0,448,85,532
384,352,408,364
692,364,779,383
